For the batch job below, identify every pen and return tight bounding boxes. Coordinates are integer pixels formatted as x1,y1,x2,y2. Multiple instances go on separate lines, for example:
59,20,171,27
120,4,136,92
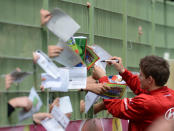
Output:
101,59,119,63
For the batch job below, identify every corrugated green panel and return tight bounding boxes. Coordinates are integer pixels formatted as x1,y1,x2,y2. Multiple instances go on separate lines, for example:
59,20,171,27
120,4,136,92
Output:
166,27,174,49
155,25,166,48
0,0,42,26
95,0,123,14
94,36,123,56
155,2,174,27
155,47,174,59
0,23,42,57
155,25,174,49
127,44,152,68
94,9,123,40
0,92,47,127
60,0,88,5
127,17,152,45
127,0,152,22
0,93,7,126
49,0,89,34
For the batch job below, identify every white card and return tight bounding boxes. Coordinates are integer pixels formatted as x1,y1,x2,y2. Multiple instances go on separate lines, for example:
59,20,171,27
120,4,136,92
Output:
85,92,99,113
18,87,43,121
67,67,87,89
41,118,64,131
51,106,70,129
92,45,112,72
46,8,80,42
35,50,60,79
59,96,73,114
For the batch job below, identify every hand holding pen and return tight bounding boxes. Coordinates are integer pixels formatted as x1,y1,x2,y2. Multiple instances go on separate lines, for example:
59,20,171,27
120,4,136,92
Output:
101,56,125,73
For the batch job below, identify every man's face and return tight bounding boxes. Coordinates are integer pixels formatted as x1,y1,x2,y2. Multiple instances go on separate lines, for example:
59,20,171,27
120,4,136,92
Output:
139,70,149,90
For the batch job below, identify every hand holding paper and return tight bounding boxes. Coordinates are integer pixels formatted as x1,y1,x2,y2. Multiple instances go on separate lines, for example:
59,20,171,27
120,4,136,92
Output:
8,96,32,111
5,68,21,89
18,87,43,121
41,96,72,131
33,112,53,124
46,8,80,42
48,45,63,58
40,9,52,25
35,50,60,79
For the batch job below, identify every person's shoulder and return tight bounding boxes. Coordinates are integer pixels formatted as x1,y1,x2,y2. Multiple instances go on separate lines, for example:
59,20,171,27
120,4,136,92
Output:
167,87,174,92
133,93,153,103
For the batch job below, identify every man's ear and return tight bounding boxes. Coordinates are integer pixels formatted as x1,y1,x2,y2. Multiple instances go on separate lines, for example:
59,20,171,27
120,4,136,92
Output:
148,76,155,85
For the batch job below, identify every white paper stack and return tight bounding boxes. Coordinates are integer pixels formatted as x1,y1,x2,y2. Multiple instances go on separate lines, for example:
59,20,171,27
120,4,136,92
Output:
41,68,69,92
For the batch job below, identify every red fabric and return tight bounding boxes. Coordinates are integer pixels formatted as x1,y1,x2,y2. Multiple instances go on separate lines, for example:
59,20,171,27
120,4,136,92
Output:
99,76,109,83
103,69,174,131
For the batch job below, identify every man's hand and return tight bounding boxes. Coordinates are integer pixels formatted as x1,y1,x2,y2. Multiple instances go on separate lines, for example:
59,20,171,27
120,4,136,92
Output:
40,9,52,25
33,113,53,124
5,74,14,89
32,52,40,64
49,97,60,113
5,68,21,89
85,83,111,95
49,97,72,118
87,76,97,84
109,56,125,73
40,77,46,91
48,45,63,58
92,65,106,80
8,96,32,111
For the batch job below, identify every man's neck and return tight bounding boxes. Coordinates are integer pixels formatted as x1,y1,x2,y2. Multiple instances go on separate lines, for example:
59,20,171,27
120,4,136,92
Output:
148,85,162,91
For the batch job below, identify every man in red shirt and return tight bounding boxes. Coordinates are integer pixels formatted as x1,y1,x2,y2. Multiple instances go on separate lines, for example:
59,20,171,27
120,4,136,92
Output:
86,55,174,131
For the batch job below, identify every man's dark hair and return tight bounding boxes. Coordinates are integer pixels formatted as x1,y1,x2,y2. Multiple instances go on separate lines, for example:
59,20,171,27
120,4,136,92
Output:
139,55,170,86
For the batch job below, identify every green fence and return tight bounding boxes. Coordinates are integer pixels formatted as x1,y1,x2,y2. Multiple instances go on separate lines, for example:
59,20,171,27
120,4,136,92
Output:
0,0,174,127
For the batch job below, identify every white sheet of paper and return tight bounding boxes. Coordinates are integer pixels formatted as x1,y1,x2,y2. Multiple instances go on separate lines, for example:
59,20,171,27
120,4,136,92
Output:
92,45,112,72
41,68,69,92
85,92,99,113
51,106,70,129
36,50,60,79
53,40,82,67
46,8,80,42
18,87,43,121
67,67,87,89
41,118,64,131
59,96,73,114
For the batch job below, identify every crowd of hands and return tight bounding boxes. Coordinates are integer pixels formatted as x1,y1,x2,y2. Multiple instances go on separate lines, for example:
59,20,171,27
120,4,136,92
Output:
5,9,126,125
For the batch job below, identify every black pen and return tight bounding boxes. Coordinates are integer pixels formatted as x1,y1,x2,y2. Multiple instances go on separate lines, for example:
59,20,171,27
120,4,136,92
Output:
101,59,119,63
